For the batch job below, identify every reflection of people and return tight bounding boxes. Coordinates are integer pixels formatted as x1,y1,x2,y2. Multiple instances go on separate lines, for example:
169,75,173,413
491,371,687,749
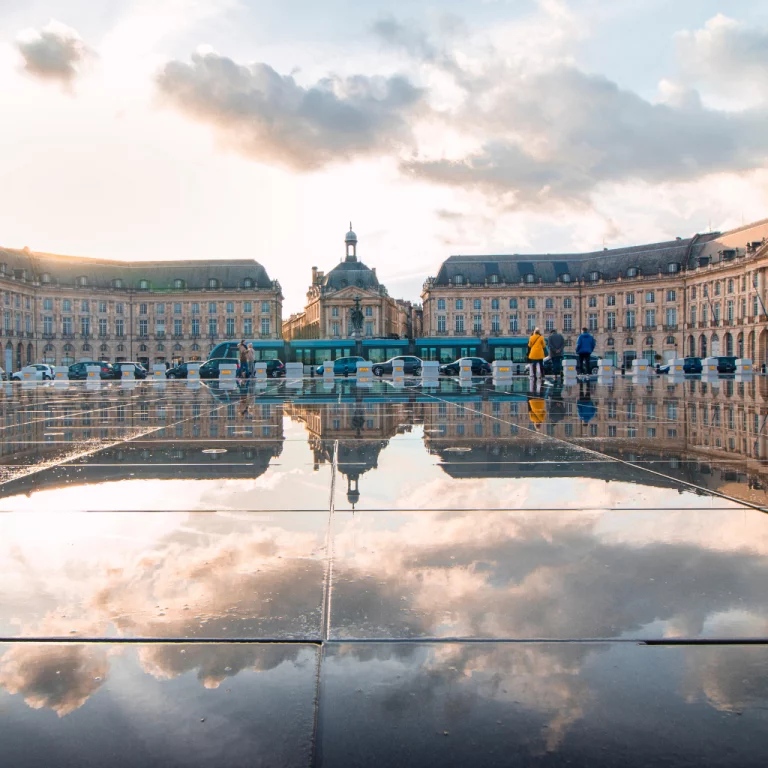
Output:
576,328,596,376
528,328,546,381
577,380,596,425
547,382,566,425
528,395,546,430
548,329,565,379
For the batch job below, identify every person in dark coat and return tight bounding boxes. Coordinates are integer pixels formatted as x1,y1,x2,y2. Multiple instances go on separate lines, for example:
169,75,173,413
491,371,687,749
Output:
575,328,596,376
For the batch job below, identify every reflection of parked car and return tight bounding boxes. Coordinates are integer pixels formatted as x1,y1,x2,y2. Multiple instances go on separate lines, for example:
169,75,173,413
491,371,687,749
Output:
372,356,423,376
315,356,366,376
657,357,702,375
11,364,55,381
439,358,492,376
68,361,117,380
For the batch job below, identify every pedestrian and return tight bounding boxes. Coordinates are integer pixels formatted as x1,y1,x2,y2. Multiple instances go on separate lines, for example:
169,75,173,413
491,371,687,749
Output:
527,327,546,381
246,343,255,378
576,327,596,376
238,340,247,378
548,328,565,379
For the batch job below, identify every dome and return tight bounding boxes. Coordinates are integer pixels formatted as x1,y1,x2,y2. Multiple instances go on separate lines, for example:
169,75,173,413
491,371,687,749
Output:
345,229,358,244
322,260,380,291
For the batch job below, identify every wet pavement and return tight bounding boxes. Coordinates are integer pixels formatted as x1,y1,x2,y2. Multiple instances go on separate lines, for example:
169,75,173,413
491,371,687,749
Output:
0,376,767,766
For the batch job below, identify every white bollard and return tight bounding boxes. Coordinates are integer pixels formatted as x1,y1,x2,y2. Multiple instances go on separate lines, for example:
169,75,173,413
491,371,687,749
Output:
253,361,267,381
219,364,237,381
285,362,303,379
702,357,719,377
152,364,166,381
736,358,753,374
458,358,473,381
187,363,201,382
492,360,513,382
54,366,69,382
356,360,374,385
392,361,405,384
86,365,101,383
120,365,135,381
563,359,577,381
322,360,334,383
631,359,650,378
421,360,439,386
21,369,42,382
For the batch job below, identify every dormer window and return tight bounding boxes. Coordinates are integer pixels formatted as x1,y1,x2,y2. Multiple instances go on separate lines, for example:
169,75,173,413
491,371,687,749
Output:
77,276,88,287
112,278,123,289
454,274,464,285
173,278,185,289
667,262,680,273
489,274,499,284
589,271,600,282
626,267,640,278
0,263,6,275
208,278,219,289
41,272,50,284
242,278,254,289
561,273,572,283
524,273,536,284
138,279,149,290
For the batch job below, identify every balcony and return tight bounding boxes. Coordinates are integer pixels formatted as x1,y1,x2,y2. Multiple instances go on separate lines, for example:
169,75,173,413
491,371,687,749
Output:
698,322,708,329
663,324,678,332
435,330,448,336
42,333,56,340
623,326,636,332
453,330,466,336
642,325,657,332
62,332,75,339
98,334,110,340
155,332,166,339
604,326,617,333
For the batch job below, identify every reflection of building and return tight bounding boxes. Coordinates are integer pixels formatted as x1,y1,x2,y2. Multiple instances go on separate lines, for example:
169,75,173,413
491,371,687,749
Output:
0,247,282,370
287,399,414,507
422,218,768,368
282,226,416,341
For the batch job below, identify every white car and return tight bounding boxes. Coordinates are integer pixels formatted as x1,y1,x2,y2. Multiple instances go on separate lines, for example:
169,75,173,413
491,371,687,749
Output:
11,364,55,381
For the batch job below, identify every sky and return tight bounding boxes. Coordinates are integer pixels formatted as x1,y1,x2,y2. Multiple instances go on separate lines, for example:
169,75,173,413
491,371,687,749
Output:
1,0,767,313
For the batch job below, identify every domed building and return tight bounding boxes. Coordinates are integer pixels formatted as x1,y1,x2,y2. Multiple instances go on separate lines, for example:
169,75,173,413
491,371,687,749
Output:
283,225,411,340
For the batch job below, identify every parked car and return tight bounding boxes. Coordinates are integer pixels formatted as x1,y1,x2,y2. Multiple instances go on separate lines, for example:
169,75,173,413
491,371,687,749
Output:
315,356,366,376
715,356,737,374
11,363,55,381
166,362,190,379
113,362,148,379
264,359,286,378
199,358,239,379
439,357,492,376
657,357,702,375
372,356,423,376
68,361,117,380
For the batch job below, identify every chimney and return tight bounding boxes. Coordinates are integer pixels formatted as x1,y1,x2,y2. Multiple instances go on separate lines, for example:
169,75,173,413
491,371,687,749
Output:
372,268,376,277
311,266,318,284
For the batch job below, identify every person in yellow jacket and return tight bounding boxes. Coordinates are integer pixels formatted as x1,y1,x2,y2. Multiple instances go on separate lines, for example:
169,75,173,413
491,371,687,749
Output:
527,328,546,380
528,396,546,430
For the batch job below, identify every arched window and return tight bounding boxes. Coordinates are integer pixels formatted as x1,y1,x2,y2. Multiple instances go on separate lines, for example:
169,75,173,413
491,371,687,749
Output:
174,343,182,351
626,267,640,278
666,336,675,345
625,337,634,345
173,278,185,289
157,343,165,351
646,336,654,345
41,272,51,284
667,263,680,273
242,278,254,289
589,271,600,282
191,343,200,351
100,344,108,352
524,273,536,284
117,344,124,352
700,335,707,357
77,276,88,287
139,279,149,290
454,275,464,285
63,343,73,352
139,344,147,352
82,343,91,352
606,337,614,347
208,278,219,289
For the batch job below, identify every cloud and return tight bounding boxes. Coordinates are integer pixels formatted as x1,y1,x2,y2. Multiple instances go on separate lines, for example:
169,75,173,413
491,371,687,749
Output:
156,51,426,171
401,65,768,208
16,20,90,85
677,14,768,96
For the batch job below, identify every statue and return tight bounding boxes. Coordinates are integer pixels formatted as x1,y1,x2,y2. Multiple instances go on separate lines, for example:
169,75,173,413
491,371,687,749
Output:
349,296,364,337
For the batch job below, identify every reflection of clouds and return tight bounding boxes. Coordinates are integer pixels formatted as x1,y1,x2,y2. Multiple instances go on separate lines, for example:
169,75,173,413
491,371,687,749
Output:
0,641,109,717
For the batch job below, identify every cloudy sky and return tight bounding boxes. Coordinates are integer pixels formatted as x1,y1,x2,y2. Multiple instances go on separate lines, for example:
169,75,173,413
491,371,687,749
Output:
1,0,767,312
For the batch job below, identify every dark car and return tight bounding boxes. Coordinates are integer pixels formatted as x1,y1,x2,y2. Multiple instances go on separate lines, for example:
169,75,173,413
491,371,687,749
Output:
541,353,600,376
315,356,366,376
715,356,737,374
199,358,239,379
439,357,492,376
372,356,423,376
263,359,286,378
166,362,190,379
114,362,148,379
68,361,117,380
657,357,702,375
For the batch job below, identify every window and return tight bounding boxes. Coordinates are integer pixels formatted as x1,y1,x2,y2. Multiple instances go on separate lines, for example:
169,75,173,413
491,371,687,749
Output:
645,309,655,327
727,279,734,293
365,306,373,317
139,319,148,337
41,272,50,284
701,305,708,323
589,271,600,281
455,299,464,310
588,296,597,307
490,274,499,284
241,301,251,314
474,299,482,310
437,315,446,332
192,303,200,315
331,321,340,336
43,316,53,335
62,316,73,335
455,315,465,332
509,298,518,309
78,276,88,287
2,311,9,331
116,302,124,315
626,293,635,305
115,319,124,337
226,302,234,314
332,306,339,317
208,278,219,289
607,295,616,306
156,303,165,315
667,262,681,273
139,303,147,315
524,274,536,284
43,298,52,310
173,278,185,289
563,297,572,309
545,298,554,309
62,299,71,312
727,300,734,321
98,318,107,336
226,317,235,336
437,298,446,311
527,298,536,309
80,300,89,313
754,297,759,317
545,315,554,332
626,267,639,278
666,308,677,326
174,318,183,336
714,282,721,296
509,315,518,332
473,315,482,332
139,279,149,290
191,318,200,336
645,291,655,303
261,318,271,335
527,314,536,332
261,301,270,313
588,313,598,331
626,310,636,329
666,290,676,302
454,274,464,285
714,304,720,323
208,318,217,336
691,286,697,300
208,302,216,314
98,301,107,313
561,273,572,283
607,312,616,330
491,298,499,310
364,321,373,336
563,314,573,332
491,314,500,332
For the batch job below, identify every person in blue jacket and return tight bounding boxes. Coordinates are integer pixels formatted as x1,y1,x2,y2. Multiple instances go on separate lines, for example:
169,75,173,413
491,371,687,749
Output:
575,327,596,375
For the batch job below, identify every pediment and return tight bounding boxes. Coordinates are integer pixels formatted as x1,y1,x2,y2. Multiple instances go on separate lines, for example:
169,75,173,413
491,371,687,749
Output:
329,286,381,299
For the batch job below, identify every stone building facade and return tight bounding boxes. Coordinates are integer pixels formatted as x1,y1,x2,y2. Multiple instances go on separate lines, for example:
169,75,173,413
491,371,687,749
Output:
282,226,413,340
0,247,282,370
422,219,768,368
